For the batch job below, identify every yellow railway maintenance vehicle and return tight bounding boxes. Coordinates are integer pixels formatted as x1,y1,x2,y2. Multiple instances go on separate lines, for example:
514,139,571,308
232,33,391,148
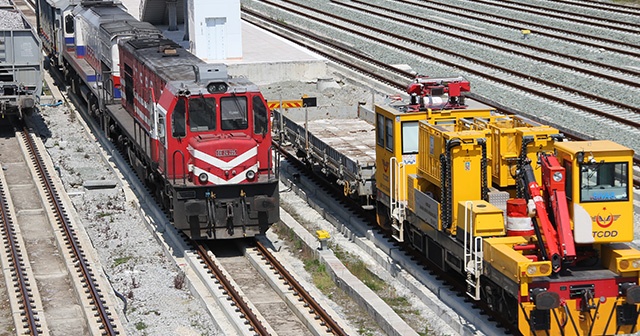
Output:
376,76,640,335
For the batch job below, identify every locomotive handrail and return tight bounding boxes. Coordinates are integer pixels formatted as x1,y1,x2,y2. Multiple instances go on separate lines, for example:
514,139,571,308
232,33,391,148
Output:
172,150,186,185
269,145,279,179
102,77,115,105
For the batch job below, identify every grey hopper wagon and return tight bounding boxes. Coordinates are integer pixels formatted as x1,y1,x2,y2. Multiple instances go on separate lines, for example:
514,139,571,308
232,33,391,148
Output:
0,0,41,119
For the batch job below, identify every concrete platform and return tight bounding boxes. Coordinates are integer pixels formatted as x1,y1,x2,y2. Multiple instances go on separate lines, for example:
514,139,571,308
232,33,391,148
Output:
121,0,327,85
160,21,327,85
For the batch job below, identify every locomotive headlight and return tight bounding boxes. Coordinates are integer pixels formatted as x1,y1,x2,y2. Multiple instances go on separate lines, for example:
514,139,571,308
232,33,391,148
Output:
207,82,228,94
553,171,563,182
198,173,208,184
633,259,640,269
246,170,256,181
527,265,538,275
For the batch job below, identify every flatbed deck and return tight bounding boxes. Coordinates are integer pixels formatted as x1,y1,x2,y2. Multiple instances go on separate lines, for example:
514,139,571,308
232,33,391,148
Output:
274,108,376,200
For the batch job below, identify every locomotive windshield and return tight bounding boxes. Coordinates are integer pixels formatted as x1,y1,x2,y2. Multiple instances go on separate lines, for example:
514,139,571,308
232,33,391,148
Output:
189,96,216,132
579,162,628,202
221,96,248,130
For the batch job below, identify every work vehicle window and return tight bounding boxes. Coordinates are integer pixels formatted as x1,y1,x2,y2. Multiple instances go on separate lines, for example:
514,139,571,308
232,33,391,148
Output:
221,96,248,130
564,161,572,201
189,96,216,132
385,118,393,151
401,121,418,154
253,96,268,135
172,98,186,138
579,162,628,202
376,114,384,147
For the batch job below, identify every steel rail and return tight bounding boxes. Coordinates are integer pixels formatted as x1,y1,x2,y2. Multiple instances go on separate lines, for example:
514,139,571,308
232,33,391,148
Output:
242,9,640,188
0,167,40,335
555,0,640,14
194,242,270,335
341,0,640,83
255,0,640,128
468,0,640,33
391,0,640,59
255,241,348,336
20,128,119,335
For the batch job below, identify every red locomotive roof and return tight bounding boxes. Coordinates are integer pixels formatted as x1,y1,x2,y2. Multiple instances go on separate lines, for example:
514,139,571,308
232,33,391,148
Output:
122,37,200,83
120,37,261,94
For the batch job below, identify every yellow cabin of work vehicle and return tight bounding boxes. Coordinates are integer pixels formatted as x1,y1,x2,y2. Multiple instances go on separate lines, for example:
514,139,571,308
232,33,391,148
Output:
374,76,640,335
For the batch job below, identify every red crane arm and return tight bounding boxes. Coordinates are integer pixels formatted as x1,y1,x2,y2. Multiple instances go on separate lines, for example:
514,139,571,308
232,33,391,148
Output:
525,173,562,272
541,155,576,262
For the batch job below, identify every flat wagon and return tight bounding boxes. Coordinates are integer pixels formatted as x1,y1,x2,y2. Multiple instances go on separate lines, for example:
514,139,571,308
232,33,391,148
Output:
273,107,377,208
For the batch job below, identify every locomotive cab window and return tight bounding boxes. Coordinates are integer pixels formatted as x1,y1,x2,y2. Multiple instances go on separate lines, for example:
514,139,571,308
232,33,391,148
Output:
158,114,166,145
253,96,268,135
172,98,186,138
221,96,248,130
579,162,628,202
189,96,216,132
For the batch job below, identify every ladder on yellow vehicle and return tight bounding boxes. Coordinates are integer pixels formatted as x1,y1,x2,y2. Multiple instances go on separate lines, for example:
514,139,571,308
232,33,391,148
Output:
464,201,483,300
389,157,406,242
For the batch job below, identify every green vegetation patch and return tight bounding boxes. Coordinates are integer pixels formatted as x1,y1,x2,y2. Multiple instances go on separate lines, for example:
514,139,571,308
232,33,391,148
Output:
97,212,114,218
135,321,147,330
113,256,132,267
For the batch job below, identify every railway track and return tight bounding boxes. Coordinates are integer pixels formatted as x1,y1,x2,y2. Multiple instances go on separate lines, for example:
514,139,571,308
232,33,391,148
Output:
396,0,640,58
0,138,42,335
196,239,348,336
556,0,640,14
0,123,121,335
51,56,351,335
340,0,640,87
11,0,36,28
249,0,640,128
241,7,640,188
467,0,640,33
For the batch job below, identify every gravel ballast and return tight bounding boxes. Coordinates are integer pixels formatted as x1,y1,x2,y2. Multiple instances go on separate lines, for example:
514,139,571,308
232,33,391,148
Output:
33,103,221,336
241,0,640,155
0,9,26,29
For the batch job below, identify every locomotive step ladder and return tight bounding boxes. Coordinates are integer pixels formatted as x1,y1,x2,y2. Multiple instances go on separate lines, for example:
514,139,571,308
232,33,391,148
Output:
463,201,483,300
389,157,405,242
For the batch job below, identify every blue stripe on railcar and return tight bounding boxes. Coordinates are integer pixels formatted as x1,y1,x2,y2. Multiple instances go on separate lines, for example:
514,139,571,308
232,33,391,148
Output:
113,87,121,99
65,37,75,44
76,45,85,57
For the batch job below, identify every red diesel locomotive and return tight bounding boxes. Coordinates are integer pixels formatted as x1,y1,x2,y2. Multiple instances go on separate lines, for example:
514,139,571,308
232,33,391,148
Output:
106,37,279,239
41,0,281,240
38,0,279,239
